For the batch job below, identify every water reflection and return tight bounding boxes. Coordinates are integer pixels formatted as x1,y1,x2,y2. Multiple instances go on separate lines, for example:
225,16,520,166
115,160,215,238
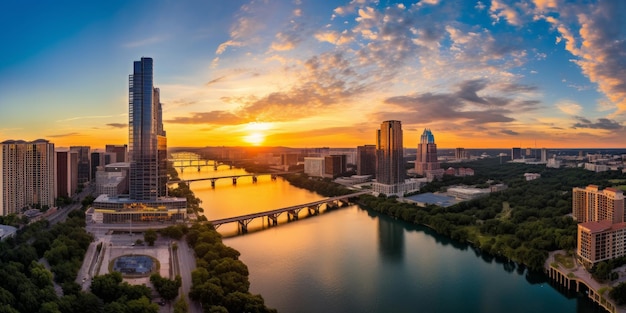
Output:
377,215,404,262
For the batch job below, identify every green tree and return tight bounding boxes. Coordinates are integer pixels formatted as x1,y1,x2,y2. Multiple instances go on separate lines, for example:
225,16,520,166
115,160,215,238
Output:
144,229,157,246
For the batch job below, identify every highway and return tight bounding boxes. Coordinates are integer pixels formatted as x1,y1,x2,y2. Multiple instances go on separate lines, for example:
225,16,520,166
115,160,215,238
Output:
176,238,202,313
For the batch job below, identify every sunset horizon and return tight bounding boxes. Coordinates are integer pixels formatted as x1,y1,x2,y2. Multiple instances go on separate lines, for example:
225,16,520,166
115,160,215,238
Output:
1,0,625,149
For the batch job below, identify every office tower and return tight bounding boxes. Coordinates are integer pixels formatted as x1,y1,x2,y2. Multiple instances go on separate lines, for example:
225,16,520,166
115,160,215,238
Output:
324,155,347,178
92,57,186,224
304,157,325,177
0,139,56,216
55,148,78,198
415,129,442,178
356,145,376,176
455,147,466,160
541,148,547,163
129,57,165,201
70,146,91,184
376,121,405,185
105,144,128,163
572,185,625,224
511,147,522,160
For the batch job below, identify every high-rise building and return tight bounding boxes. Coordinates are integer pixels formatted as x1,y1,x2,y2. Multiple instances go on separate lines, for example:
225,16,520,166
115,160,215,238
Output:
455,147,467,160
540,148,547,163
511,147,522,160
128,57,164,201
573,185,625,224
356,145,376,176
55,148,78,198
415,129,443,179
0,139,56,215
70,146,91,184
375,120,405,185
105,144,127,163
324,155,346,178
574,185,626,267
304,157,325,177
91,58,186,224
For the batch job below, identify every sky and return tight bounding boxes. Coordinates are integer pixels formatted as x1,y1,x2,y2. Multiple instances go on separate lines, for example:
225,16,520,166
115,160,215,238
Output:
0,0,625,149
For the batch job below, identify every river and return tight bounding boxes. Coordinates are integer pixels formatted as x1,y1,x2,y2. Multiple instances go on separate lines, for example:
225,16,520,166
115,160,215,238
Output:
177,163,604,313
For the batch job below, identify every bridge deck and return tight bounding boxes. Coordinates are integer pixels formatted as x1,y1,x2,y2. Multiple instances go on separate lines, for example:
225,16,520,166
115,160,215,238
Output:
208,191,370,226
167,172,295,185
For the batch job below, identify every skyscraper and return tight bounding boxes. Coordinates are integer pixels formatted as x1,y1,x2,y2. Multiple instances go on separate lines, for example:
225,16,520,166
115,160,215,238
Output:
70,146,91,184
128,57,164,201
415,129,443,179
375,120,405,185
0,139,56,215
356,145,376,176
91,57,186,224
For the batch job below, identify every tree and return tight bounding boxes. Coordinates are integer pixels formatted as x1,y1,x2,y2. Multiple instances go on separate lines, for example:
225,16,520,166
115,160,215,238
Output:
173,297,189,313
611,282,626,305
144,229,157,246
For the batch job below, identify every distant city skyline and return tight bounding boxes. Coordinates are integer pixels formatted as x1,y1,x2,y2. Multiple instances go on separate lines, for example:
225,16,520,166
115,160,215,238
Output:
1,0,625,148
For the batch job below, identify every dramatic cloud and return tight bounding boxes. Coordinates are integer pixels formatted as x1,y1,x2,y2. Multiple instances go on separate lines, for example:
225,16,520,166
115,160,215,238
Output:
572,117,623,130
536,1,626,115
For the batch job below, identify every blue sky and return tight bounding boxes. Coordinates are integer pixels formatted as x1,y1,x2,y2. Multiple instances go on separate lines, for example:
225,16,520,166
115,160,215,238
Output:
0,0,624,148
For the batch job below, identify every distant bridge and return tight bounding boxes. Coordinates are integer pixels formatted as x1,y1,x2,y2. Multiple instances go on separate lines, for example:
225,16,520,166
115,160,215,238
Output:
167,172,297,188
208,191,370,233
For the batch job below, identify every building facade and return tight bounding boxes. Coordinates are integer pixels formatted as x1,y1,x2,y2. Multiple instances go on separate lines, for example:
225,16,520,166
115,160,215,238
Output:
304,157,325,177
572,185,625,224
511,147,522,160
375,120,404,185
105,144,128,163
574,185,626,266
357,145,376,177
324,155,346,178
415,129,443,179
70,146,91,184
0,139,56,215
55,149,78,198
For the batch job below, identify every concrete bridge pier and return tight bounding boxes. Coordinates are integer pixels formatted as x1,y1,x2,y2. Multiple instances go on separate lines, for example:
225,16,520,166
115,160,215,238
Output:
287,209,301,221
214,164,218,171
232,177,238,185
252,176,258,183
308,204,321,215
238,218,253,233
267,214,279,226
210,179,216,188
271,175,277,181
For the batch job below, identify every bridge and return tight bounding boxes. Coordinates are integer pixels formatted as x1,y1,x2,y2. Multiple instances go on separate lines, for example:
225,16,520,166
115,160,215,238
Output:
169,151,236,172
208,191,370,233
167,172,296,188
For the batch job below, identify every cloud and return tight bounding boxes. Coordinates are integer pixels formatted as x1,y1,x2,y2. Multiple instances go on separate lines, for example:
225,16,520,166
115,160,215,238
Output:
572,117,623,130
106,123,126,129
206,76,226,86
165,111,250,125
556,101,582,115
377,78,540,125
500,129,519,136
47,132,81,138
538,1,626,115
56,115,112,122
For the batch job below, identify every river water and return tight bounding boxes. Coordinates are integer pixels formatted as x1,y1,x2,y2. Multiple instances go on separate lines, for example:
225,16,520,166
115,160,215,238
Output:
177,163,604,313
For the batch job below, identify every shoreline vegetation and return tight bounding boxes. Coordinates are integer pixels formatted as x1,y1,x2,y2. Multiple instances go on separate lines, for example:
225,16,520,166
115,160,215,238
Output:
167,162,277,313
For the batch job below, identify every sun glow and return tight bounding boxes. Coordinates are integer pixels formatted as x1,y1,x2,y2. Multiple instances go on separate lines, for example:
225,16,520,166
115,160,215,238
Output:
243,122,271,146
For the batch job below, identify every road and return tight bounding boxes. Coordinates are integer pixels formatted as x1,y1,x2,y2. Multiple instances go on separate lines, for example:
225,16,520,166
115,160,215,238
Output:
48,184,95,226
177,238,202,313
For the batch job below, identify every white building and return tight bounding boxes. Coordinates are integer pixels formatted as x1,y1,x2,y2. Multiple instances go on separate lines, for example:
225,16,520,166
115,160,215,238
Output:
304,157,325,177
585,163,609,172
524,173,541,181
447,186,490,200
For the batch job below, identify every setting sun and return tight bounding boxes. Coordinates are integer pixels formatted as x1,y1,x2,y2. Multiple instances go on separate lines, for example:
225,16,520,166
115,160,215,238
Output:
244,132,265,146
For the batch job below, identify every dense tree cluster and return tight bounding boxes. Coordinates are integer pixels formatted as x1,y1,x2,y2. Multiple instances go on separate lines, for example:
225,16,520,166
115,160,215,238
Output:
168,162,204,215
150,273,181,301
90,272,158,312
282,174,352,197
186,223,276,313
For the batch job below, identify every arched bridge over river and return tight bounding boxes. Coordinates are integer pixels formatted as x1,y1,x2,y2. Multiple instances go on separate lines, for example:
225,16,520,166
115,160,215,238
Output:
208,191,370,233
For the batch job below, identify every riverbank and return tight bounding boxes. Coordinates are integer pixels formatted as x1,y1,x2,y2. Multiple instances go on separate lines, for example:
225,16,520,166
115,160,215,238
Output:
546,251,625,313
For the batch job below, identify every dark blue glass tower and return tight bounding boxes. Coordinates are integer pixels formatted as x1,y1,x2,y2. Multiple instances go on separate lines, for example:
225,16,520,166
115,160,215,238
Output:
129,57,160,201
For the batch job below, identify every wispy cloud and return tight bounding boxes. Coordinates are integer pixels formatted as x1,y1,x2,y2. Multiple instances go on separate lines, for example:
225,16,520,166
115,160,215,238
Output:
124,36,167,48
572,117,623,130
47,132,81,138
106,123,126,129
56,115,112,122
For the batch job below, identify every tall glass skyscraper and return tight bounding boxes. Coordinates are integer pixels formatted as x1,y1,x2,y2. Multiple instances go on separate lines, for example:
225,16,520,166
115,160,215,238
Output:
376,120,405,185
128,57,166,201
